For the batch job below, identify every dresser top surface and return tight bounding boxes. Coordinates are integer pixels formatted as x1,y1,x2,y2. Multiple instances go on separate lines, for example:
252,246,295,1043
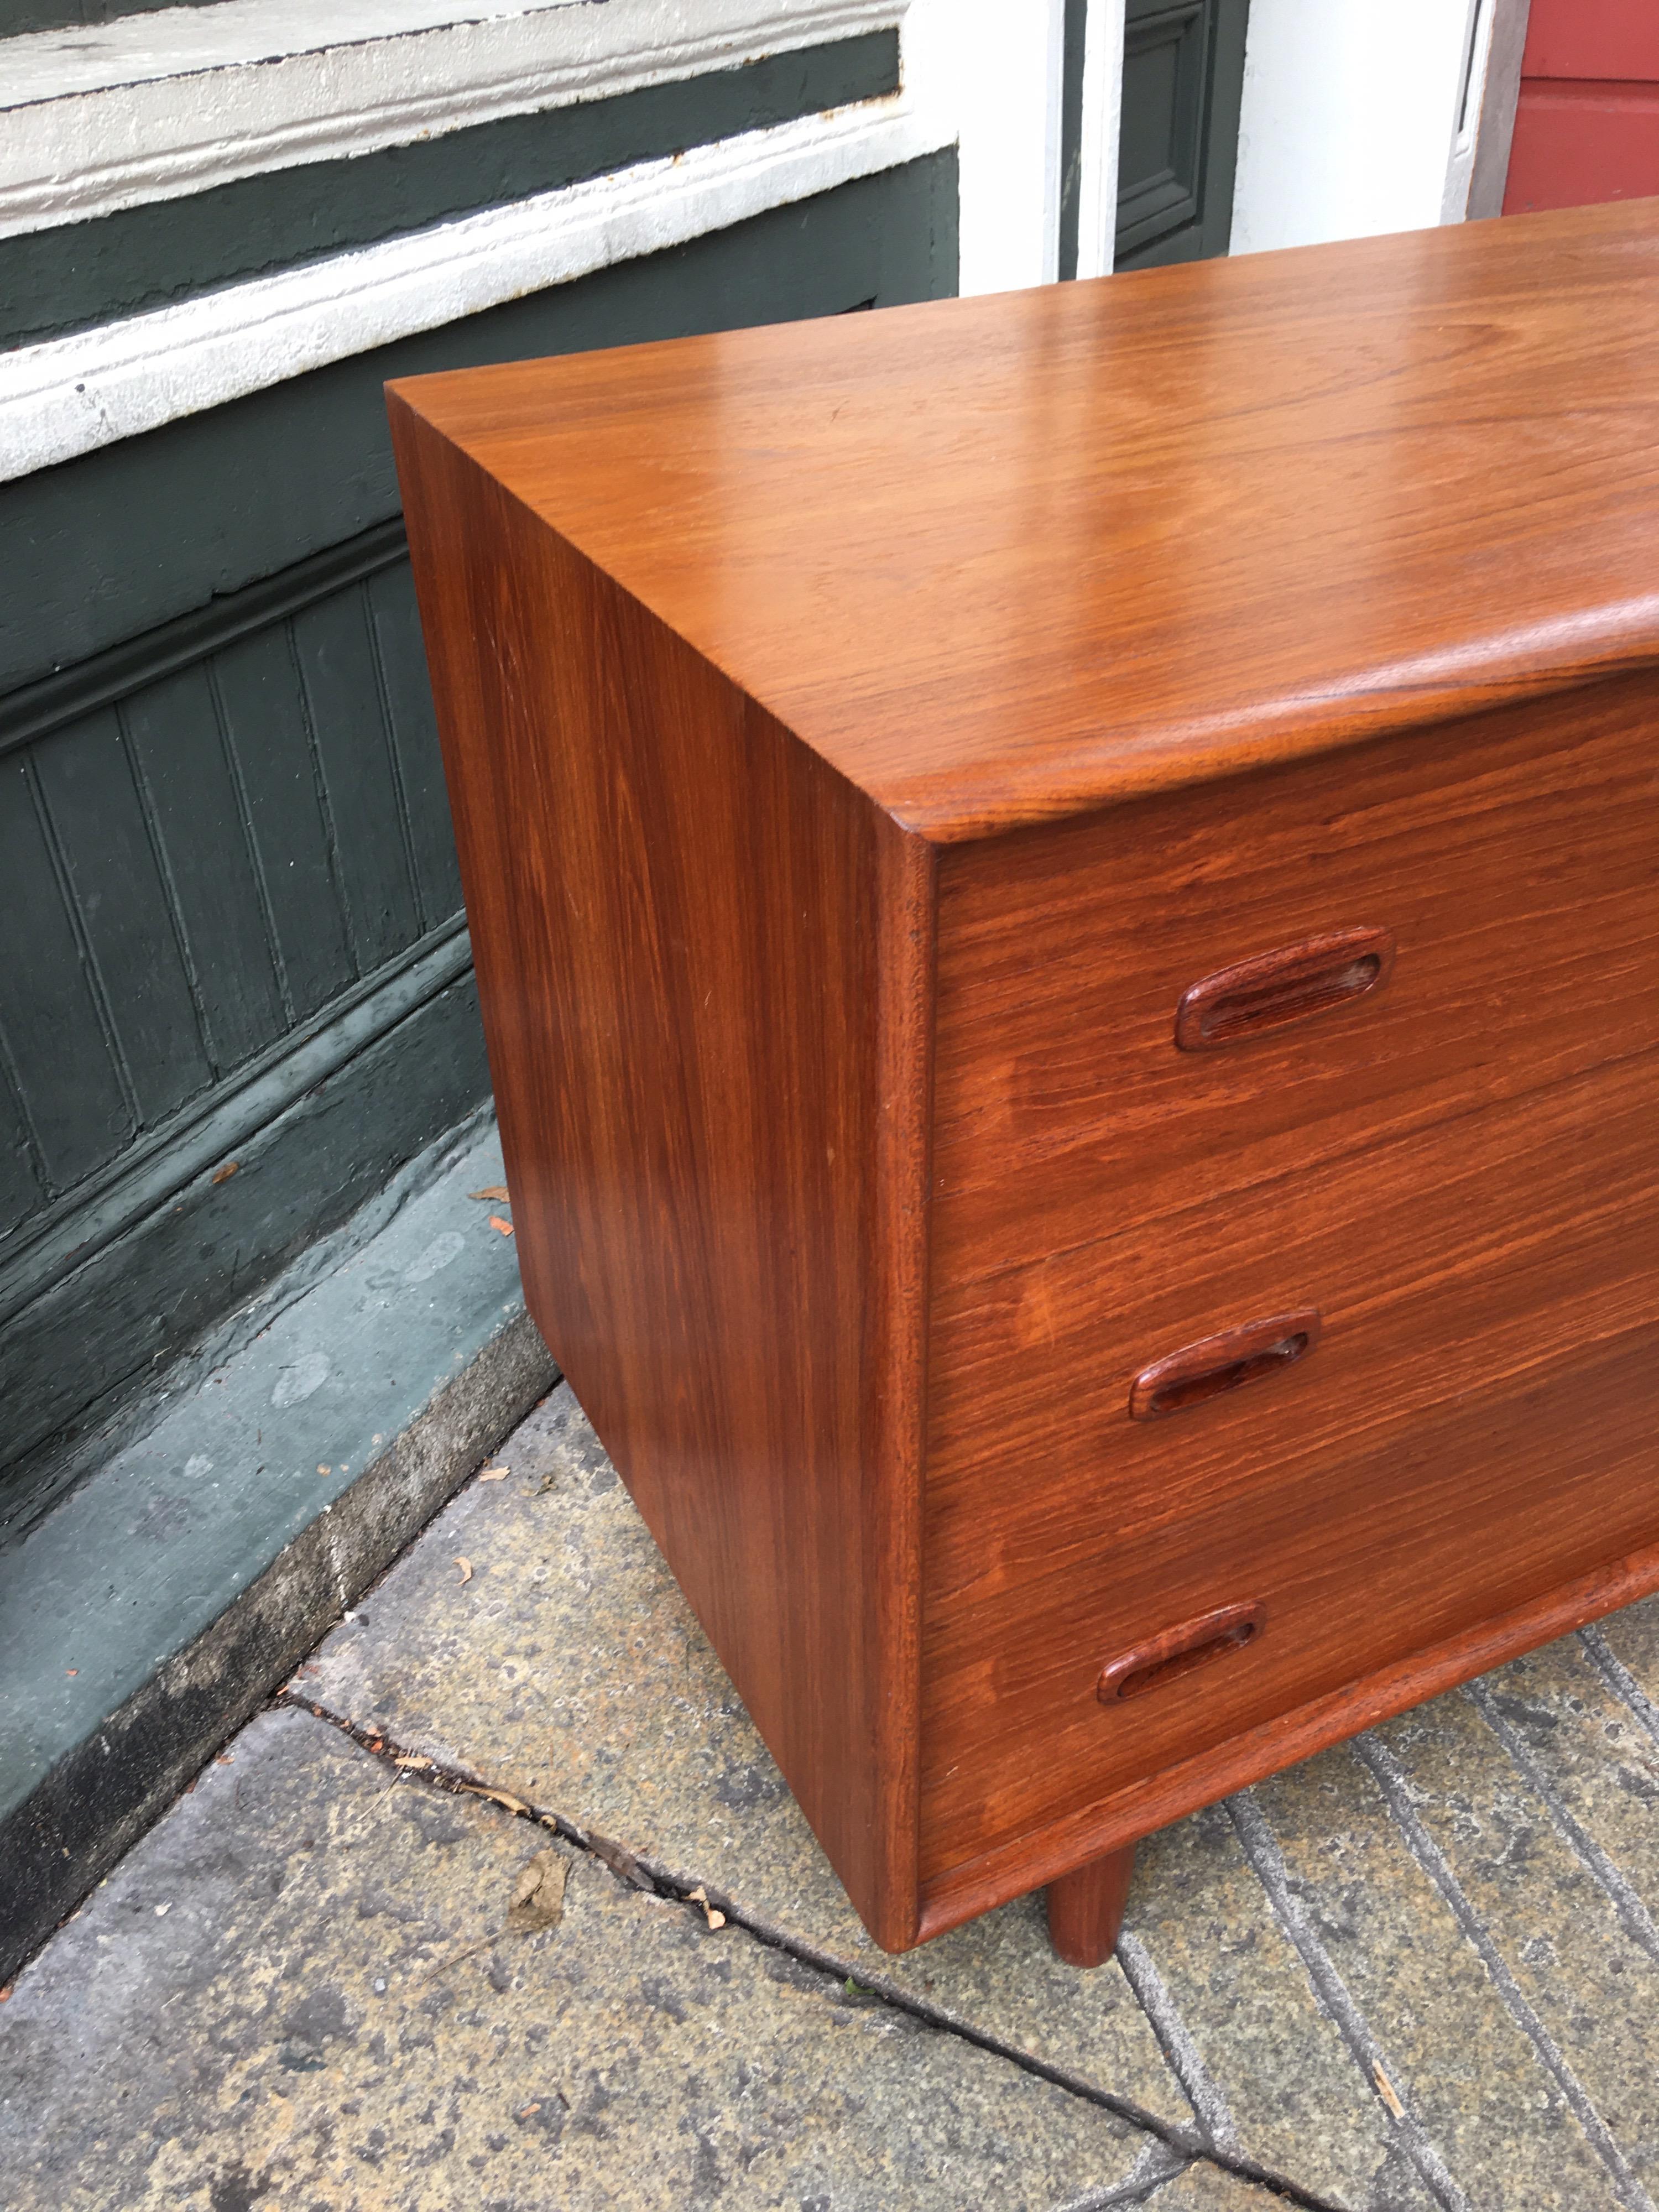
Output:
392,196,1659,841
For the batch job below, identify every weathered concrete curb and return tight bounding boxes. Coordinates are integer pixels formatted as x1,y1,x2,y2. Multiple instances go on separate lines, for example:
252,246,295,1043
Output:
0,1119,557,1981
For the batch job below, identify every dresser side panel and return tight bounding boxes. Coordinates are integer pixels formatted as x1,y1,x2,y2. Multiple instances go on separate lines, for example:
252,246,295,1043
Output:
390,397,930,1947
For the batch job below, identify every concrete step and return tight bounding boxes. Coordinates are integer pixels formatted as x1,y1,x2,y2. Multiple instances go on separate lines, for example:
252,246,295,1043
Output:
0,1110,555,1980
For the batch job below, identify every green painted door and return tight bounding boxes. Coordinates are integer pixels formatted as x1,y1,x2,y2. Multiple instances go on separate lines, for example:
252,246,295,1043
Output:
1117,0,1251,267
1059,0,1251,276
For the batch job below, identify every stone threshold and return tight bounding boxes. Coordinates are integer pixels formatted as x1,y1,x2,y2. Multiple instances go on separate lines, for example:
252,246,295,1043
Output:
0,1108,556,1982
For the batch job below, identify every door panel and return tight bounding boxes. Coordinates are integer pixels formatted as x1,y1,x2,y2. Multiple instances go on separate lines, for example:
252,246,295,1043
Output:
1117,0,1250,269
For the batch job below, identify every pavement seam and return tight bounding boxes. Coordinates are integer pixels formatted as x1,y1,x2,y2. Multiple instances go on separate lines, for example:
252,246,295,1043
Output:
1352,1730,1656,2212
1114,1927,1242,2152
271,1691,1352,2212
1578,1623,1659,1750
1047,2137,1189,2209
1224,1786,1472,2212
1463,1677,1659,1964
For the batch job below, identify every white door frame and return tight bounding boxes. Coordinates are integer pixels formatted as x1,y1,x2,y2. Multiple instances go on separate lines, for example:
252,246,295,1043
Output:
1005,0,1530,291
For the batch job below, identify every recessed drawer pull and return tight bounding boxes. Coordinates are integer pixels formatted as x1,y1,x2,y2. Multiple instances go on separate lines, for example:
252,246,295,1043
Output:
1175,926,1396,1050
1129,1308,1321,1421
1098,1601,1267,1703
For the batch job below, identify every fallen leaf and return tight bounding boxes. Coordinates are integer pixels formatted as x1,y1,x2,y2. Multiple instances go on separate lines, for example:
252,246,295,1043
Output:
468,1186,509,1202
488,1215,514,1237
686,1885,726,1931
0,1985,12,2002
583,1830,655,1893
215,1754,234,1766
461,1784,530,1817
478,1466,509,1482
508,1851,568,1933
211,1161,238,1185
395,1754,432,1770
1373,2060,1405,2120
454,1556,473,1584
65,1669,77,1677
317,1464,331,1476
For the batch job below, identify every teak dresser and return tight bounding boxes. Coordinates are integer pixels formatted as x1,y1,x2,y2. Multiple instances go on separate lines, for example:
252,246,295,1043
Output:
390,197,1659,1966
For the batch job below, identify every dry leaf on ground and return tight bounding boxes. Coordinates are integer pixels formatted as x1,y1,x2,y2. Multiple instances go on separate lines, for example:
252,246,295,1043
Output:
478,1466,509,1481
454,1556,473,1584
487,1215,514,1237
583,1830,656,1892
461,1783,530,1817
508,1851,568,1933
468,1186,509,1201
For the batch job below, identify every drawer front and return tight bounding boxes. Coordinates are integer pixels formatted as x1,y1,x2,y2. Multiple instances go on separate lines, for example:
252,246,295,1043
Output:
932,672,1659,1286
918,1053,1659,1887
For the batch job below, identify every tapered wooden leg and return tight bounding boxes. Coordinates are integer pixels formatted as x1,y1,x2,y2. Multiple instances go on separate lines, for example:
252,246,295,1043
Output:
1046,1844,1137,1968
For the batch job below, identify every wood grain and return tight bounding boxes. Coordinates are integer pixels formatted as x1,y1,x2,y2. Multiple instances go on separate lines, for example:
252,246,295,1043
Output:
390,198,1659,1958
1046,1845,1137,1970
1128,1313,1319,1422
922,1525,1659,1943
1097,1604,1267,1702
389,398,935,1949
919,1051,1659,1886
924,1334,1659,1881
1173,926,1395,1052
386,197,1659,842
931,673,1659,1283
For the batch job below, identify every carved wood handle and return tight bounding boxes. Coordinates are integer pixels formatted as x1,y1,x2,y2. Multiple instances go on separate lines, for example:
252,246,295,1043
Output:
1098,1601,1267,1703
1175,926,1396,1050
1129,1309,1321,1421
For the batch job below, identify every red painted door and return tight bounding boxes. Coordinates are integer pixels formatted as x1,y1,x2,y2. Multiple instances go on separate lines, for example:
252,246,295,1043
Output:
1504,1,1659,212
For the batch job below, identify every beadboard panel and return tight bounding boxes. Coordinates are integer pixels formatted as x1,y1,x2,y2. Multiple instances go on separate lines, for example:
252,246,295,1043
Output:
0,552,446,1245
0,154,959,1515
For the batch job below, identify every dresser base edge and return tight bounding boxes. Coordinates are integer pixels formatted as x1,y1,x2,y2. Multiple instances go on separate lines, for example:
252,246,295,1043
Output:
914,1533,1659,1946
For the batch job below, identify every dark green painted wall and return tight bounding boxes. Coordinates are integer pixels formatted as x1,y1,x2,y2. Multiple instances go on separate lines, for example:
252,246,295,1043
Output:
3,147,953,693
1,34,901,348
4,0,218,27
0,147,960,1533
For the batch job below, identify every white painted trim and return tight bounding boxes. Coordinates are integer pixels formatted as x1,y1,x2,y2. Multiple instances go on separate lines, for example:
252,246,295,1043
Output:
1037,0,1067,284
1231,0,1485,255
1073,0,1124,279
1,0,902,241
1441,0,1499,223
0,96,947,484
907,0,1058,295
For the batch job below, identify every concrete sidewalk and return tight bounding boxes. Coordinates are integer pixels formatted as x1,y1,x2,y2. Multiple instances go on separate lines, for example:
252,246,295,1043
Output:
3,1382,1657,2209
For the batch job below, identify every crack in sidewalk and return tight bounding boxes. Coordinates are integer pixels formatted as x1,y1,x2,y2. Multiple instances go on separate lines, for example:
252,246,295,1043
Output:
273,1688,1352,2212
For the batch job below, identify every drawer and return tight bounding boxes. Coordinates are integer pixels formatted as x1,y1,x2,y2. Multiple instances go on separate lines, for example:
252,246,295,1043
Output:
931,671,1659,1285
919,1052,1659,1885
919,1327,1659,1884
